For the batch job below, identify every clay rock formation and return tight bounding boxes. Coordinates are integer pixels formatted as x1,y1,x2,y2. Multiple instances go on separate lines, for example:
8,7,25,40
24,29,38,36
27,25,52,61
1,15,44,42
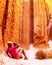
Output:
0,0,50,51
33,0,49,48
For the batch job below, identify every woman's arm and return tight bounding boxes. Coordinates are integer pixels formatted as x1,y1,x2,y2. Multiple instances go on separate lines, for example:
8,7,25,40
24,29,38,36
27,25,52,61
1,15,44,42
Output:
13,43,20,49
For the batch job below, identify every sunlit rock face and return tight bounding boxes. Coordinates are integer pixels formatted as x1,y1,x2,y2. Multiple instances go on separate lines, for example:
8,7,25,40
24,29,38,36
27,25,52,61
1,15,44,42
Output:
3,0,21,48
20,0,30,49
46,0,52,17
33,0,49,48
0,0,6,53
1,0,31,50
0,0,51,52
46,0,52,40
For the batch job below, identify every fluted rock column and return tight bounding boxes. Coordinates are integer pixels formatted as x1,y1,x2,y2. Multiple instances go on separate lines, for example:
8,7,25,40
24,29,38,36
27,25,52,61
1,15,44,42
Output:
4,0,21,47
20,0,30,49
4,0,14,47
33,0,49,48
11,0,21,44
0,0,6,53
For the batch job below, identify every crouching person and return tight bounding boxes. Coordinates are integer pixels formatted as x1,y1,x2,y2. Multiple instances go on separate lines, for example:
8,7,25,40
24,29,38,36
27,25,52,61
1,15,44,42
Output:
35,49,52,59
6,41,28,59
35,50,46,59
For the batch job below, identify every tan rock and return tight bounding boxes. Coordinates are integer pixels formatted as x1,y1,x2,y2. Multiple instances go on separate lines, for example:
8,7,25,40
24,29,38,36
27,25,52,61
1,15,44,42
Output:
33,0,49,48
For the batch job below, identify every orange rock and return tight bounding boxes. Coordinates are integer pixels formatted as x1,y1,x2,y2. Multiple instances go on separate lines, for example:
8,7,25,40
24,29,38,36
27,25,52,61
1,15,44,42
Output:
33,0,49,48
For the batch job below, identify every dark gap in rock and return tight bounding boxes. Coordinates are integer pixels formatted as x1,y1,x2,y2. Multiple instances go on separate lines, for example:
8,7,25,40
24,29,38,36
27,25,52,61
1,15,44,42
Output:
2,0,9,43
30,0,34,44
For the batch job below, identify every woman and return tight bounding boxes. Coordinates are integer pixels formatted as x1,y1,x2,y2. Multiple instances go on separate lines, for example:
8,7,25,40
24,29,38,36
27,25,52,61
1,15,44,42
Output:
6,41,28,59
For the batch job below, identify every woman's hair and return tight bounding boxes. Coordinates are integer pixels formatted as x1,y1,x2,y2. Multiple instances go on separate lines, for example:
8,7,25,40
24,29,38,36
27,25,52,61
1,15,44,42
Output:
8,43,12,48
7,41,13,48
